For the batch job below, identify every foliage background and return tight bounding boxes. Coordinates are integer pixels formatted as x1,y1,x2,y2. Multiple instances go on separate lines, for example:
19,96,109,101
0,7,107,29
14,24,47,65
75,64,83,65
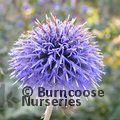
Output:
0,0,120,120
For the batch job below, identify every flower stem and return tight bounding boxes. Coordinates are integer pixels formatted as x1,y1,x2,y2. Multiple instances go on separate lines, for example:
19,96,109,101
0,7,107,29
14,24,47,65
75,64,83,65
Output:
44,104,53,120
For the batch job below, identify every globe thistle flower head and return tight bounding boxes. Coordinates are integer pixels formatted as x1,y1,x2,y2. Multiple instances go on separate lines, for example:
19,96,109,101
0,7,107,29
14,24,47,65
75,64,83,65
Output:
9,14,104,90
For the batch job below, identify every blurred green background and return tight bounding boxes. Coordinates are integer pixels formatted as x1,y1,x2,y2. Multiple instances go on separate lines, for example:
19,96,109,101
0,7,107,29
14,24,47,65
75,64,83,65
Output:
0,0,120,120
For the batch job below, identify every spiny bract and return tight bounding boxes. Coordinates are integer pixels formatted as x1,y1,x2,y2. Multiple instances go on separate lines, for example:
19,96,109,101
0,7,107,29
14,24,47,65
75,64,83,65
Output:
9,15,104,90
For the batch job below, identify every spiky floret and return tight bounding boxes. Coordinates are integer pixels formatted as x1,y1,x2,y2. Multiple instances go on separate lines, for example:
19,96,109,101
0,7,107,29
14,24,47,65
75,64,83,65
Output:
9,15,104,90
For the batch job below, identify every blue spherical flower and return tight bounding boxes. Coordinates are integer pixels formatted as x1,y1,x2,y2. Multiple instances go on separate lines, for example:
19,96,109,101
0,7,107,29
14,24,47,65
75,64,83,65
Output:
9,15,104,90
81,5,89,13
16,20,24,27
